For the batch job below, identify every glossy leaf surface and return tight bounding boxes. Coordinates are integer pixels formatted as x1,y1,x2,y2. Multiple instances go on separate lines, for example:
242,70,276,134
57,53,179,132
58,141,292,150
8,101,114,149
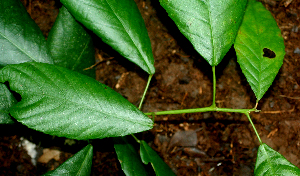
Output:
0,0,52,66
159,0,247,66
0,62,153,140
47,6,95,78
0,83,16,124
43,144,93,176
60,0,155,74
114,137,149,176
140,140,175,176
255,143,300,176
234,0,285,101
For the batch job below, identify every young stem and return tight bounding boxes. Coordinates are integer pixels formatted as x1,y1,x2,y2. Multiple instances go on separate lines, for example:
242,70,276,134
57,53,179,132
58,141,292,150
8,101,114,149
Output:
138,74,153,110
245,113,262,145
144,107,257,116
212,66,216,108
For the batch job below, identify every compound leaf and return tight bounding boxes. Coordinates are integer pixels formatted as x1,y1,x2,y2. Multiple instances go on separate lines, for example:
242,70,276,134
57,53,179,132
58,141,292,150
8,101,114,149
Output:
0,0,52,66
159,0,247,66
234,0,285,101
255,143,300,176
0,62,153,140
47,6,95,78
140,140,175,176
43,144,93,176
114,136,149,176
0,83,16,124
60,0,155,74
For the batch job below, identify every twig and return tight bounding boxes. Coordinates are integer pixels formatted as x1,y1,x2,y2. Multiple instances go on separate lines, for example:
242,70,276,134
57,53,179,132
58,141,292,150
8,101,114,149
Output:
83,57,114,70
262,106,294,114
279,95,300,100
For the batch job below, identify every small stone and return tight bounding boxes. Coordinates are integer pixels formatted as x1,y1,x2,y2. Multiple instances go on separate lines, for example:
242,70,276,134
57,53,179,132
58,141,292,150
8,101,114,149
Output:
168,130,197,151
203,112,210,119
294,48,300,55
292,25,298,33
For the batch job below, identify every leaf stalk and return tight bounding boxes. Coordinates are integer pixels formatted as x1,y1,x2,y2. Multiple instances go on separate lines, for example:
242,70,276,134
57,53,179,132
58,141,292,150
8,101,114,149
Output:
212,66,216,108
131,134,140,143
138,74,153,110
245,113,262,145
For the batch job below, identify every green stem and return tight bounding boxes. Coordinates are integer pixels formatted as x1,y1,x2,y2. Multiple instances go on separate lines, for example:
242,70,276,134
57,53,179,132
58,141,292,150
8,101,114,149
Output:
144,106,257,116
245,113,262,145
138,74,153,110
131,134,140,143
212,66,216,108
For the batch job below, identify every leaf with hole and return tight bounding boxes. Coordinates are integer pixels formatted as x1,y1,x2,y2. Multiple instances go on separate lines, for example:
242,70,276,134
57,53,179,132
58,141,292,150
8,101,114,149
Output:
234,0,285,101
0,0,52,66
0,62,153,140
159,0,247,66
0,83,16,124
114,136,149,176
254,143,300,176
140,140,175,176
43,144,93,176
60,0,155,74
47,6,95,78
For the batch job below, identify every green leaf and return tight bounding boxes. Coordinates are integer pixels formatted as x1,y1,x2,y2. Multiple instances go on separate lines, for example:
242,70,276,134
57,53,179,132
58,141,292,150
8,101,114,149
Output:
140,140,175,176
254,143,300,176
234,0,285,101
0,83,16,124
0,0,53,66
114,136,149,176
43,144,93,176
159,0,247,66
60,0,155,75
47,6,95,78
0,62,153,140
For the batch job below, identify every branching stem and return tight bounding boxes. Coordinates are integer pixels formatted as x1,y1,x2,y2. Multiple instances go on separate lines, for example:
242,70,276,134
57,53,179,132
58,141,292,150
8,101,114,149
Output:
144,106,258,116
140,68,264,146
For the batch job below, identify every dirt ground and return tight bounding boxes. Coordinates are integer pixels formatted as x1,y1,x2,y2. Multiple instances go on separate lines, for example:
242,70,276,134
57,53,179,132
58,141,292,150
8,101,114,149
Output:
1,0,300,175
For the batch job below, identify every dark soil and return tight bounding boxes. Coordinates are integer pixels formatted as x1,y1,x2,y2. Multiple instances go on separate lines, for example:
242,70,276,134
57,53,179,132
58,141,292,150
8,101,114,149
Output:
1,0,300,175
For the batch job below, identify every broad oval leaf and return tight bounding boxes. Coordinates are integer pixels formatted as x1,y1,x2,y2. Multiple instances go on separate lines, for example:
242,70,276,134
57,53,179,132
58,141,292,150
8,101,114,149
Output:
47,6,95,78
0,62,153,140
234,0,285,101
114,136,149,176
0,83,16,124
0,0,53,66
255,143,300,176
140,140,176,176
60,0,155,74
43,144,93,176
159,0,247,66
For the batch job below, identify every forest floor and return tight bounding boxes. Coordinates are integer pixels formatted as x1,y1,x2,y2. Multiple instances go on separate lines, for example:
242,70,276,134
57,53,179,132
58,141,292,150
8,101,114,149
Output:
1,0,300,175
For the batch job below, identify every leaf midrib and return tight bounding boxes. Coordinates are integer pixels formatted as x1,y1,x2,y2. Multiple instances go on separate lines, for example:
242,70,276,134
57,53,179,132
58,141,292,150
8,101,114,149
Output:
19,89,149,126
76,146,92,175
207,1,215,65
104,0,152,73
7,65,150,126
71,38,90,71
0,30,36,63
70,0,152,73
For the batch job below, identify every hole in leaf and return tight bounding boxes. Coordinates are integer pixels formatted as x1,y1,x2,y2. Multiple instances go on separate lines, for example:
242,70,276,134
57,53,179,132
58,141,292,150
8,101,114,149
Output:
263,48,276,58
